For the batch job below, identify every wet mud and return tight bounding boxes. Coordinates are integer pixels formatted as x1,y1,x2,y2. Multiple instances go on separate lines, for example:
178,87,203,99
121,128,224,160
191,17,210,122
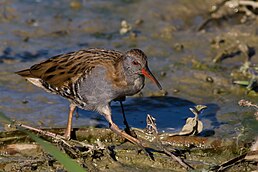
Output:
0,0,257,171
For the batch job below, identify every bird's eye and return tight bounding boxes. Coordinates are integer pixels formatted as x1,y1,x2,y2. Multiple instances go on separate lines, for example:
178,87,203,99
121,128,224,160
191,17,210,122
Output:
132,61,140,65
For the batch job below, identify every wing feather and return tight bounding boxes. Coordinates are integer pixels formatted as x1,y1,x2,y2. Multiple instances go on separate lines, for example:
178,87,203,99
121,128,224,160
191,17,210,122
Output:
16,48,124,89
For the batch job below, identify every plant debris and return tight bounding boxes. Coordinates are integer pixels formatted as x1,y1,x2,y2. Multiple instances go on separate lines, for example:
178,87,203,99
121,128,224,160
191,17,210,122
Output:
167,105,207,136
198,0,258,31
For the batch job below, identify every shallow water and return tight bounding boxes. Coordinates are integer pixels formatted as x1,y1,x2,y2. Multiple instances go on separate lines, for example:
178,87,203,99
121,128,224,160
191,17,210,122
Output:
0,0,257,141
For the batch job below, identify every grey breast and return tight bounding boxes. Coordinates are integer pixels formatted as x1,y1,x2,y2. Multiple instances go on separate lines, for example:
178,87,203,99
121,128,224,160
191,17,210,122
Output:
75,66,119,110
123,76,145,96
74,66,145,110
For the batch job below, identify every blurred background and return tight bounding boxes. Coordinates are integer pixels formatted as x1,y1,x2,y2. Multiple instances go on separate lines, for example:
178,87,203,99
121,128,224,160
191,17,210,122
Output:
0,0,257,140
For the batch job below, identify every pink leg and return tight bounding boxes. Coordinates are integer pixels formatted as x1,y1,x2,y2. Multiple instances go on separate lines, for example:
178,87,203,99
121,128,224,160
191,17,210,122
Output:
64,104,76,140
100,105,144,147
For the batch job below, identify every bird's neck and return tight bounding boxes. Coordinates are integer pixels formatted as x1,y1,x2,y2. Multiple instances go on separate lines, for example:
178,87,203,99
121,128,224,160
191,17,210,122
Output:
120,62,137,84
122,63,145,91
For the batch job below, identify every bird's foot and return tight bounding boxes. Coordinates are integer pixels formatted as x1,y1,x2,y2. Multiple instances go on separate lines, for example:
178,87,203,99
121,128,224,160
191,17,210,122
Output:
63,132,71,140
124,127,138,138
109,123,154,159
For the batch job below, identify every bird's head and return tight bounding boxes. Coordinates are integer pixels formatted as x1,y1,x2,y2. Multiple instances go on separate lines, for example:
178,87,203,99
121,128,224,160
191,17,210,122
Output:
123,49,162,90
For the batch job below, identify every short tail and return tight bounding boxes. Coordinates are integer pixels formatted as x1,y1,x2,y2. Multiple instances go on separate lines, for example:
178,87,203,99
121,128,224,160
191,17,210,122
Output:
16,69,44,88
15,69,31,77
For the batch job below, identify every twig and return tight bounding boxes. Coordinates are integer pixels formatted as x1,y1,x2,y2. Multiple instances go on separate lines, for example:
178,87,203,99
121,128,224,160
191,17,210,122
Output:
145,114,194,170
198,0,258,31
162,146,194,170
16,123,65,139
213,153,247,171
14,122,95,150
238,99,258,110
239,0,258,8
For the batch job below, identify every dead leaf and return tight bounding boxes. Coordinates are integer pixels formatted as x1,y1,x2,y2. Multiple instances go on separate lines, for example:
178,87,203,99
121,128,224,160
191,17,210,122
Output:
168,105,206,136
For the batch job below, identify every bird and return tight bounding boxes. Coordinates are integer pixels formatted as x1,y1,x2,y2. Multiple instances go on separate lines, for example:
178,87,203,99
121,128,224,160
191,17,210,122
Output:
16,48,162,147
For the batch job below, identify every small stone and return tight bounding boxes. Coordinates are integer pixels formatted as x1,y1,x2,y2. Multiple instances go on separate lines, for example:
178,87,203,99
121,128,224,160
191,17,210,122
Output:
23,37,29,42
22,99,29,104
213,88,225,94
5,144,39,156
26,19,37,26
120,20,132,35
7,143,38,152
160,71,166,77
206,76,214,83
174,43,184,52
173,89,180,93
130,31,137,38
135,19,144,25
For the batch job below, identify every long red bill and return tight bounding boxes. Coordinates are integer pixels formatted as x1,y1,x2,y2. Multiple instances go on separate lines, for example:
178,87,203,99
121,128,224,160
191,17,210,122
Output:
141,67,162,90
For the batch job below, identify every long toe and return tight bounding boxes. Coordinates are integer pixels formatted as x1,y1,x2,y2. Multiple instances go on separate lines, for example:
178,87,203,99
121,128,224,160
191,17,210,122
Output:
110,123,145,147
124,127,138,138
63,131,71,140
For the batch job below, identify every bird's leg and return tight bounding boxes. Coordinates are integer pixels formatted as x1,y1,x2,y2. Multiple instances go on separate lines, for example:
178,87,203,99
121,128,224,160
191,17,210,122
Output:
119,101,137,138
75,107,79,119
64,103,76,140
101,105,144,147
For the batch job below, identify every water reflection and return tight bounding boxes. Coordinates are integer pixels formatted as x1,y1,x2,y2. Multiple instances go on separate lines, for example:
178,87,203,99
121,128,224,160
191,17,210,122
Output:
78,96,220,133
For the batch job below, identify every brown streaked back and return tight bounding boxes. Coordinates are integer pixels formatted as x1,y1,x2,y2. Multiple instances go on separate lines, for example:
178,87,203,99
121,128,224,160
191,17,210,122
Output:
16,48,124,89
